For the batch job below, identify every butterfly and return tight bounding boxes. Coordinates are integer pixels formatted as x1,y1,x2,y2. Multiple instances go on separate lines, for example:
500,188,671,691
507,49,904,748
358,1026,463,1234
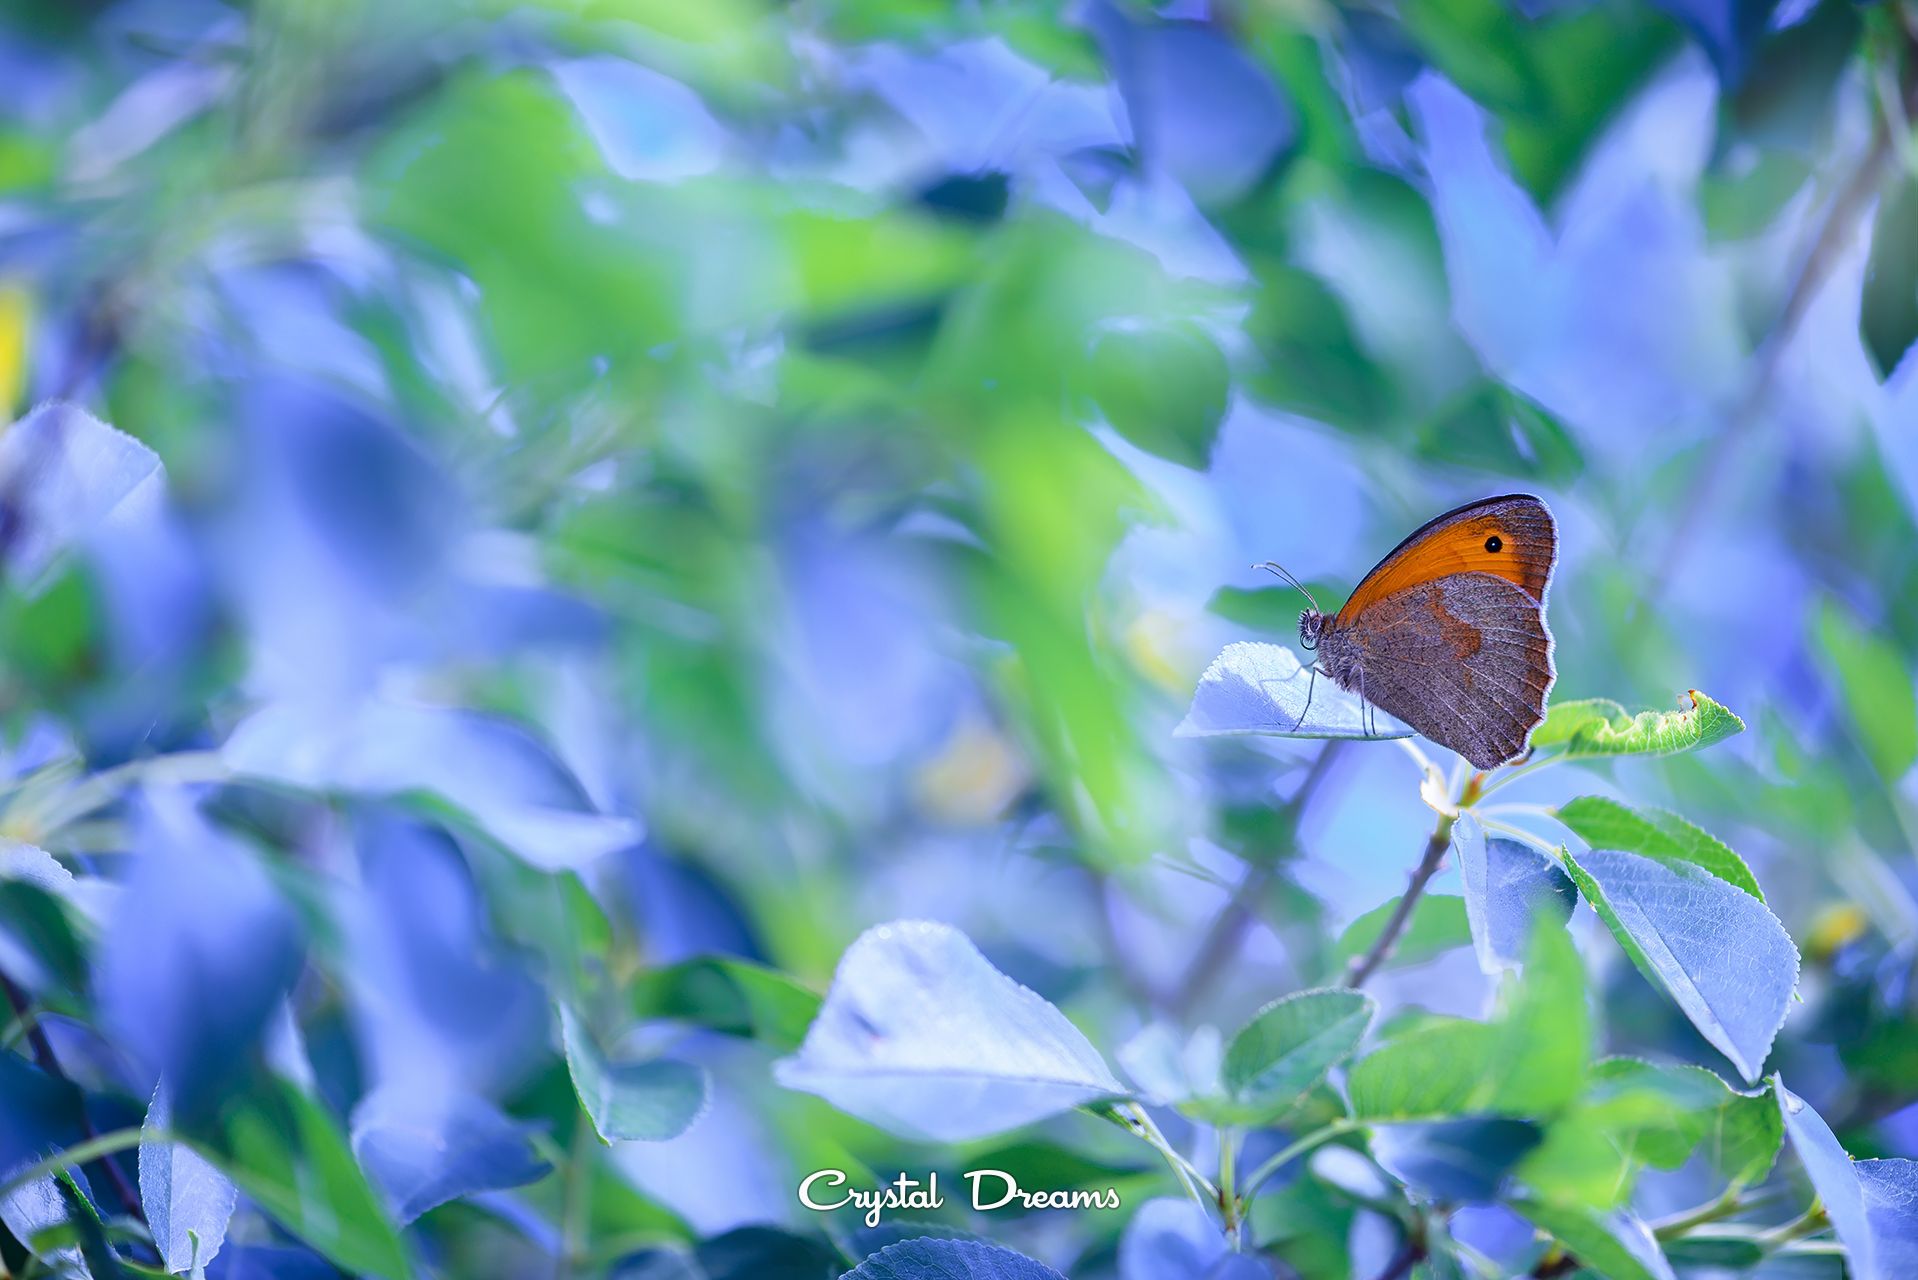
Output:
1265,494,1557,771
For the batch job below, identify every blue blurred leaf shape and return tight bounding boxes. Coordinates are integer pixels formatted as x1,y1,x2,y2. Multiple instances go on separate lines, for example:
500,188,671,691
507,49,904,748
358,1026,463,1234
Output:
1565,849,1796,1082
0,401,164,590
350,1087,550,1224
560,1006,707,1144
225,698,640,871
1452,813,1575,974
141,1083,237,1274
844,1237,1067,1280
1177,642,1410,742
1777,1079,1918,1280
775,921,1125,1142
1371,1117,1543,1203
1118,1197,1281,1279
97,789,303,1123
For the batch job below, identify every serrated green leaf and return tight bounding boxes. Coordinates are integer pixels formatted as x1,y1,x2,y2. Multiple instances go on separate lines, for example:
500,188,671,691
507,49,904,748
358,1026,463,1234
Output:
1814,598,1918,782
1587,1059,1780,1187
1554,796,1761,899
1348,924,1586,1121
1209,989,1374,1126
1531,691,1743,759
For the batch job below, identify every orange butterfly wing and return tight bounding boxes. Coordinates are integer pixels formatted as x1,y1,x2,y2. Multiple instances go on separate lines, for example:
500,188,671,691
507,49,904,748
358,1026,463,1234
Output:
1334,494,1556,627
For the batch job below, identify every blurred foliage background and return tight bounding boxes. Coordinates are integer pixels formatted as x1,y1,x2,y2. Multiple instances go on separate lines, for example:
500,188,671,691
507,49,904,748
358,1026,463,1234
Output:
1,0,1917,1276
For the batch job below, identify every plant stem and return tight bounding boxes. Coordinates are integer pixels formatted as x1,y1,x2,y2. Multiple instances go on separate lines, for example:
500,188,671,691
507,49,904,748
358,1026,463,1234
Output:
1343,807,1458,989
1218,1127,1241,1249
557,1108,595,1280
1,971,147,1226
1236,1119,1360,1204
1175,742,1344,1011
1119,1102,1220,1214
1650,1184,1767,1239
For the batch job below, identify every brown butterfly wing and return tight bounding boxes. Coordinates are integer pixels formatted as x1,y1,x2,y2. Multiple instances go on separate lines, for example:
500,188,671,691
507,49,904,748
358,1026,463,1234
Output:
1332,573,1556,770
1334,494,1555,628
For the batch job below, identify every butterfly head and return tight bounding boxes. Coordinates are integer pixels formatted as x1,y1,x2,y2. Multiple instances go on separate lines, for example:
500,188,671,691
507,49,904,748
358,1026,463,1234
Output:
1298,608,1324,652
1255,561,1324,652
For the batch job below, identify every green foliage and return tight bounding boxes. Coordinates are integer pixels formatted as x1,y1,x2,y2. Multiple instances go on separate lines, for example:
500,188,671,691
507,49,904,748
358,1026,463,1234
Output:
1555,795,1761,898
1814,597,1918,781
1206,989,1374,1126
1532,691,1745,758
1329,894,1472,975
560,1006,708,1143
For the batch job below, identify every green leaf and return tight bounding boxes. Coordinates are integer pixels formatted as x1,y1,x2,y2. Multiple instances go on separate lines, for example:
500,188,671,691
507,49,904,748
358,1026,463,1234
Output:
1814,598,1918,781
1531,691,1744,759
1510,1198,1674,1280
1348,924,1587,1121
1554,796,1761,899
1413,381,1582,481
1207,582,1346,635
560,1006,708,1143
212,1082,412,1279
1243,264,1396,428
630,957,822,1054
1210,989,1374,1125
1585,1059,1780,1187
1330,894,1472,975
1862,168,1918,380
1084,322,1229,469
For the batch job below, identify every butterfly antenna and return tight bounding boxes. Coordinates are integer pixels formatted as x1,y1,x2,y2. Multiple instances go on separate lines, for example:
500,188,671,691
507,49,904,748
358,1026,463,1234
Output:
1255,561,1320,612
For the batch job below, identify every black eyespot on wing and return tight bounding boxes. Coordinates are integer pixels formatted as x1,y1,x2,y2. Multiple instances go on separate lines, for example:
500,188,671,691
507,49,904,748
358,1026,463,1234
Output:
1484,535,1503,552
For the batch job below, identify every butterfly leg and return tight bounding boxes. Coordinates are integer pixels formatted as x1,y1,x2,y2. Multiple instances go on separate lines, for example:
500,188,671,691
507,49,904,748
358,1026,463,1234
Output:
1292,663,1320,732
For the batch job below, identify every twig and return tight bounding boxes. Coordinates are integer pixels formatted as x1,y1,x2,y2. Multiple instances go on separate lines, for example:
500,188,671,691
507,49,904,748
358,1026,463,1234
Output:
0,972,146,1226
1648,38,1918,606
1174,742,1344,1010
1371,1236,1426,1280
1342,808,1458,989
1237,1118,1360,1203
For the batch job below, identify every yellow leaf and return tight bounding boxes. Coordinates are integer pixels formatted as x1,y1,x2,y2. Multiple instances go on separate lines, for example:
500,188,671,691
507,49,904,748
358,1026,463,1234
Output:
0,284,29,416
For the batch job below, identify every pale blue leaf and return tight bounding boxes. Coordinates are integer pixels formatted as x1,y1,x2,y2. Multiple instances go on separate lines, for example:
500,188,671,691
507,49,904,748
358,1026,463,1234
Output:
1371,1118,1542,1203
845,1237,1068,1279
1565,849,1797,1082
351,1088,550,1223
141,1083,237,1274
1778,1080,1881,1280
1177,642,1409,741
1120,1197,1267,1280
1453,814,1576,974
1858,1159,1918,1278
561,1007,707,1143
0,401,164,590
224,698,639,871
775,921,1124,1142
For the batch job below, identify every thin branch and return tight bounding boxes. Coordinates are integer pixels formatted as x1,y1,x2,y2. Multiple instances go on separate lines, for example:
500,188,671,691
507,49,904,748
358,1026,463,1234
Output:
1,972,147,1226
1342,811,1456,989
1174,742,1344,1011
1371,1237,1426,1280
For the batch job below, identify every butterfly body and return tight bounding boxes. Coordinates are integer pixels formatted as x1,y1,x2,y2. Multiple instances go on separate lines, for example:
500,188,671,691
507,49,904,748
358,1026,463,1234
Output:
1298,495,1557,770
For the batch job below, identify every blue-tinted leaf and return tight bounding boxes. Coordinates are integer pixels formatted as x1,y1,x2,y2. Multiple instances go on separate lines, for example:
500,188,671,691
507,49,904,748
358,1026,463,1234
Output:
1119,1198,1261,1280
1778,1080,1880,1280
1452,813,1575,974
1372,1117,1542,1203
560,1007,707,1143
696,1227,843,1280
845,1237,1068,1280
1565,849,1797,1082
97,790,303,1124
1646,0,1776,84
1177,642,1410,742
141,1083,237,1274
225,699,639,871
1860,151,1918,380
0,1053,92,1277
351,1088,550,1223
0,402,164,590
775,921,1124,1142
1858,1160,1918,1278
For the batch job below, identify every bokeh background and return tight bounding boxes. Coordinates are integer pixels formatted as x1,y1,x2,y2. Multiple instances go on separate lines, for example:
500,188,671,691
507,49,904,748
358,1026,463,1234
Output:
0,0,1916,1276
